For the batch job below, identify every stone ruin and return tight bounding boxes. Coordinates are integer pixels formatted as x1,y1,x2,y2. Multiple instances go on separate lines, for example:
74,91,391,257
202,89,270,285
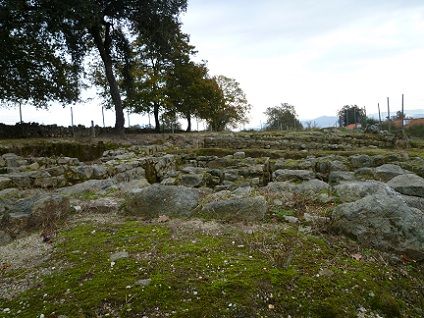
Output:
1,130,424,259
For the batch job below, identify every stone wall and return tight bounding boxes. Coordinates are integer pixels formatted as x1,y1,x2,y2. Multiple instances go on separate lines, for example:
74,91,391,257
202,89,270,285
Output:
0,123,160,139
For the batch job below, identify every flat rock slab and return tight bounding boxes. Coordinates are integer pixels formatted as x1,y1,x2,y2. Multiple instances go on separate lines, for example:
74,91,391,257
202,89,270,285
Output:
332,194,424,260
387,174,424,198
266,179,330,195
125,185,203,218
334,181,396,203
273,169,315,182
199,196,267,222
375,164,408,182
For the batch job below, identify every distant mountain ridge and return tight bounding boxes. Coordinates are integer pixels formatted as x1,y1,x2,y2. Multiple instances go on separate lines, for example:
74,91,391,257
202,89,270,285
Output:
301,109,424,128
301,116,338,128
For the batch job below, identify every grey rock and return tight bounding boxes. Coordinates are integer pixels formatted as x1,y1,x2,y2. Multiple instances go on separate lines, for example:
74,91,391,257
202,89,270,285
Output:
267,179,330,195
304,213,330,223
110,251,129,262
283,216,299,224
315,159,348,177
233,186,252,196
273,169,315,182
354,167,376,180
0,177,12,190
161,177,178,186
117,179,150,193
328,171,355,185
8,173,33,189
200,195,267,222
125,185,203,218
92,165,108,179
400,195,424,212
136,278,152,287
375,164,408,182
0,230,12,245
181,166,205,174
350,155,372,168
387,174,424,198
80,198,121,214
114,167,146,183
180,174,204,188
60,179,116,196
233,151,246,159
334,181,396,202
332,194,424,259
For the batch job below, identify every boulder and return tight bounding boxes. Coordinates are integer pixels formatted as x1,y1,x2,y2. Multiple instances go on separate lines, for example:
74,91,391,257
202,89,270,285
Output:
387,174,424,198
354,167,376,181
199,195,267,222
332,194,424,259
267,179,330,195
272,169,315,182
400,195,424,212
328,171,355,185
125,185,203,218
0,177,12,190
59,179,116,196
1,194,70,243
334,181,396,202
79,198,121,214
233,151,246,159
350,155,372,168
375,164,408,182
180,174,204,188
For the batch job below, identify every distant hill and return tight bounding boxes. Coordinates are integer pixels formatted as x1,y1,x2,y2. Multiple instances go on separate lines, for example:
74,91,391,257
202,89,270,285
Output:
368,109,424,120
301,109,424,128
301,116,338,128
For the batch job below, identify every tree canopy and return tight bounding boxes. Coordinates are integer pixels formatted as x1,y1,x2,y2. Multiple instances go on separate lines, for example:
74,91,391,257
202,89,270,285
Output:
202,75,251,131
0,0,187,132
337,105,366,127
264,103,303,131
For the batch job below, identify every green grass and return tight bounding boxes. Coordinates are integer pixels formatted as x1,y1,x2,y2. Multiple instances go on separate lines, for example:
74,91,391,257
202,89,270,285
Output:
1,219,423,318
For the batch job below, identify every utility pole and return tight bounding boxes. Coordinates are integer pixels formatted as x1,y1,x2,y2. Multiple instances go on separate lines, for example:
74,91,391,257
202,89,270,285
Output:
102,106,105,128
387,97,391,132
18,103,23,124
71,107,75,137
377,103,382,127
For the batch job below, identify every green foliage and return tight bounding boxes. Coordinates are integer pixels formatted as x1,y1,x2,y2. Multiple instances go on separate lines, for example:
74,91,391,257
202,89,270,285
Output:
337,105,366,127
264,103,303,131
0,0,188,131
202,75,251,131
406,125,424,138
167,61,219,131
0,0,82,108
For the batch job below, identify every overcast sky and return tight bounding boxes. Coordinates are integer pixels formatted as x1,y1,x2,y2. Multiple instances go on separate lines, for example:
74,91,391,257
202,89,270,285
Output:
2,0,424,128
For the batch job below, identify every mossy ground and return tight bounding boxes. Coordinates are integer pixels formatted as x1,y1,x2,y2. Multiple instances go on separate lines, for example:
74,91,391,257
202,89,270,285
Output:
1,217,423,318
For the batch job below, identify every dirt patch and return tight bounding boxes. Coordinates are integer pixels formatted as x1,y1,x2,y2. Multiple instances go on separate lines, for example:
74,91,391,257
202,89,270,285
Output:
0,233,53,300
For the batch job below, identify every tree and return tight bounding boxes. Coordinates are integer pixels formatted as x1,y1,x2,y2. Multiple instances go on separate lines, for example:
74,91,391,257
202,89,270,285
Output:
130,28,195,132
264,103,303,131
0,0,187,133
200,75,251,131
337,105,366,127
167,61,213,132
0,1,81,108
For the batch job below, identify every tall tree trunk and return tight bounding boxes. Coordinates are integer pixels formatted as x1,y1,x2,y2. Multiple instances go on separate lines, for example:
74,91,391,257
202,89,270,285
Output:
90,24,125,134
153,104,160,133
186,113,191,132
